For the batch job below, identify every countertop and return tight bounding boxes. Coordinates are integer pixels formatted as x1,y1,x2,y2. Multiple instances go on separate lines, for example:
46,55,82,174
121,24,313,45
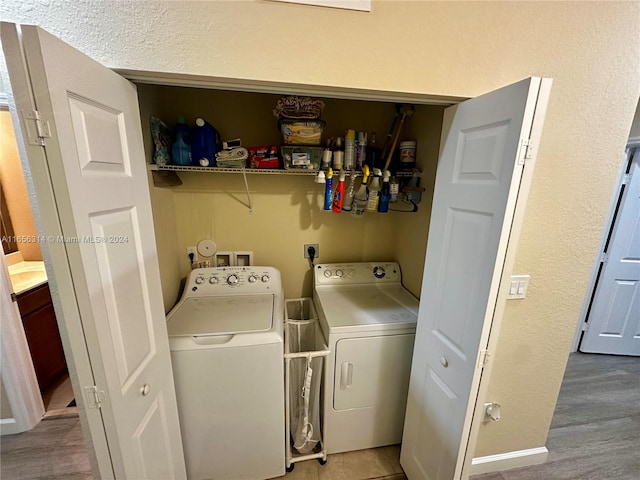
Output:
8,260,48,296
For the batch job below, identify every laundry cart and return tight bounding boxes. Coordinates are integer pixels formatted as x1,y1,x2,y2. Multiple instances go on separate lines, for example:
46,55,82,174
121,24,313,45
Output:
284,298,329,472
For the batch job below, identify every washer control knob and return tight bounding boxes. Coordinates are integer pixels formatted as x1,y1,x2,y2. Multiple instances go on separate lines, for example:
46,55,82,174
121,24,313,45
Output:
347,269,355,277
209,276,218,284
195,277,205,285
323,270,332,278
373,266,386,279
261,274,270,283
227,274,239,286
336,269,344,278
248,274,258,283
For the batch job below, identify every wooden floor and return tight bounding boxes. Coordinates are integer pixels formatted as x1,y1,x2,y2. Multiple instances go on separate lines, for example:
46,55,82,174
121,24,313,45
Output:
1,353,638,479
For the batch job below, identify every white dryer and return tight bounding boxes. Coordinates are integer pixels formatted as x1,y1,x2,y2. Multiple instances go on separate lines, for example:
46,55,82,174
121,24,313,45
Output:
166,266,285,480
313,262,418,454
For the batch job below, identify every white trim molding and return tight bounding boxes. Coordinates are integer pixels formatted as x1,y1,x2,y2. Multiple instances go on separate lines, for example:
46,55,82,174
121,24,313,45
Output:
469,446,549,476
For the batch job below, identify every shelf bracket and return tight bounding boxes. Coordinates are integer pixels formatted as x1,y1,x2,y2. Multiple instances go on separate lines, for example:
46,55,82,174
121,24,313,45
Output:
241,167,253,213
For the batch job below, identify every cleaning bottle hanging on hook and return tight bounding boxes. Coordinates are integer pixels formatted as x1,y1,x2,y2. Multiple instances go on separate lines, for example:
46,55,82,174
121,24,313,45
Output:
342,170,358,212
323,168,334,211
332,170,346,213
351,165,370,218
378,170,391,213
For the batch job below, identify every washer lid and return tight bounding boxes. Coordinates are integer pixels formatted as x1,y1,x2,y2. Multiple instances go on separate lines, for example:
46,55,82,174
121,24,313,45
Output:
166,294,274,337
315,284,418,331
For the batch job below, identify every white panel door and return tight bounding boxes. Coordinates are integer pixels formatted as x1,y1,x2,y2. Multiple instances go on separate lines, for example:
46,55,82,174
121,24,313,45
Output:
401,78,546,480
2,24,186,478
581,147,640,355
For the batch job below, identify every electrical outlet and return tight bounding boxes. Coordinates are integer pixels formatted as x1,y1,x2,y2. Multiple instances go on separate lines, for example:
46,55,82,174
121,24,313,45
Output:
186,246,197,262
304,244,319,260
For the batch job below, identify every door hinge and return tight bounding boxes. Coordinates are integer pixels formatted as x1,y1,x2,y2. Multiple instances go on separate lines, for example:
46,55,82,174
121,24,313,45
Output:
84,386,105,409
582,322,590,332
621,173,630,185
600,252,609,263
22,110,52,146
10,292,17,302
517,139,533,165
477,350,490,368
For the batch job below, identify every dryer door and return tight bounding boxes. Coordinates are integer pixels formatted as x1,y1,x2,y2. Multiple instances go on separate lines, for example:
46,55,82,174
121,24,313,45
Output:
334,334,414,411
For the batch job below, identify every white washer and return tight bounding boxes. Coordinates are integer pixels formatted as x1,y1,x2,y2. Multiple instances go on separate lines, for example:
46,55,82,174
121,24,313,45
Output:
166,266,285,480
313,262,419,454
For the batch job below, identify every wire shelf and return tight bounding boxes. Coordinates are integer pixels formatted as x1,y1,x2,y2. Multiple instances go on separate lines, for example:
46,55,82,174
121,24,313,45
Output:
148,164,420,177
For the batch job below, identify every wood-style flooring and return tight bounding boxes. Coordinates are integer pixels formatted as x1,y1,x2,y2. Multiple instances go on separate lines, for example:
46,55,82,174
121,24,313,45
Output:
1,353,637,479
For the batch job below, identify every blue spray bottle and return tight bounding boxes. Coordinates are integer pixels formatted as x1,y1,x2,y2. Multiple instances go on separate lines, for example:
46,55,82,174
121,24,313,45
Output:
323,168,334,211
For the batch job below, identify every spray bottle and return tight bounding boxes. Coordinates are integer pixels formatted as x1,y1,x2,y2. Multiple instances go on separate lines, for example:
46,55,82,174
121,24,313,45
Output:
342,170,358,212
366,168,382,212
351,165,370,218
323,168,334,211
378,170,391,213
332,170,346,213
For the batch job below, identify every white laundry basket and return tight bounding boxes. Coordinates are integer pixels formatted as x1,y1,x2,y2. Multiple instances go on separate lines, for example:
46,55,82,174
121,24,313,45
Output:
284,298,329,472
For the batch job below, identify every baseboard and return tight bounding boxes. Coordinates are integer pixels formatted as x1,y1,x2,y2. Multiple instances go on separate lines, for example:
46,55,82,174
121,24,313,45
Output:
469,446,549,476
0,417,20,436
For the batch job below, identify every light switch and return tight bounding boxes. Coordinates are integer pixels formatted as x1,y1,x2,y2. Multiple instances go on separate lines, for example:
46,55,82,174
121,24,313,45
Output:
507,274,530,299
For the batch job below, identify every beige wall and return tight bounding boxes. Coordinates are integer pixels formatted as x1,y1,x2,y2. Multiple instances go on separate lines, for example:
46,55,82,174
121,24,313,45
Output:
3,0,639,460
0,111,42,261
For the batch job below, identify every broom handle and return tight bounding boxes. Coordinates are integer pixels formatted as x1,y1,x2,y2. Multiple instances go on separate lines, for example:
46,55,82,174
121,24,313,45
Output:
383,114,407,171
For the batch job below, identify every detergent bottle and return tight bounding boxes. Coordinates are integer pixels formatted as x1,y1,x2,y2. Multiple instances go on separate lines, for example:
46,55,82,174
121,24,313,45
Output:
190,117,220,167
172,117,191,166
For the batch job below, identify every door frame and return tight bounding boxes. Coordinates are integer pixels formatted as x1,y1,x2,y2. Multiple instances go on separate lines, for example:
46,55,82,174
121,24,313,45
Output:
3,36,547,477
571,136,640,353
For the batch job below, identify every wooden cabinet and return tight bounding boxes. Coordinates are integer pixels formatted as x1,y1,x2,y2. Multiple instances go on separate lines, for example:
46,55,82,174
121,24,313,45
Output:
17,284,67,393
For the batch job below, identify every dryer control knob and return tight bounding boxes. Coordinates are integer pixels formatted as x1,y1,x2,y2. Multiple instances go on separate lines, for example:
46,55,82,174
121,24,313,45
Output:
336,270,344,278
227,274,239,286
261,275,270,283
195,277,205,285
209,276,218,284
323,270,332,278
373,266,386,279
248,275,258,283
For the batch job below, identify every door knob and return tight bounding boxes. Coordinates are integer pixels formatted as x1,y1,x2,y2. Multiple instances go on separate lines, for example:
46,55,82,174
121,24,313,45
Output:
440,356,449,368
140,384,150,396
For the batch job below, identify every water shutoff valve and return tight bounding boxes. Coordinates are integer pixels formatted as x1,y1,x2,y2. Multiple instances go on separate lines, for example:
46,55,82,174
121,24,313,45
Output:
484,402,501,422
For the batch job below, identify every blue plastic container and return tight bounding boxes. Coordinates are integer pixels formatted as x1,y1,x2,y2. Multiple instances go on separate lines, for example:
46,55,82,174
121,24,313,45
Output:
190,117,220,167
172,117,191,166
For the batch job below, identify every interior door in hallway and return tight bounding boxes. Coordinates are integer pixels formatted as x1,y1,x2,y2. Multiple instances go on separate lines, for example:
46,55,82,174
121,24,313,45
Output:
580,146,640,356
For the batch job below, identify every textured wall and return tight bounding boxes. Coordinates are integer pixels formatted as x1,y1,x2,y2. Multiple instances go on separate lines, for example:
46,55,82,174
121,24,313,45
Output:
2,0,639,460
